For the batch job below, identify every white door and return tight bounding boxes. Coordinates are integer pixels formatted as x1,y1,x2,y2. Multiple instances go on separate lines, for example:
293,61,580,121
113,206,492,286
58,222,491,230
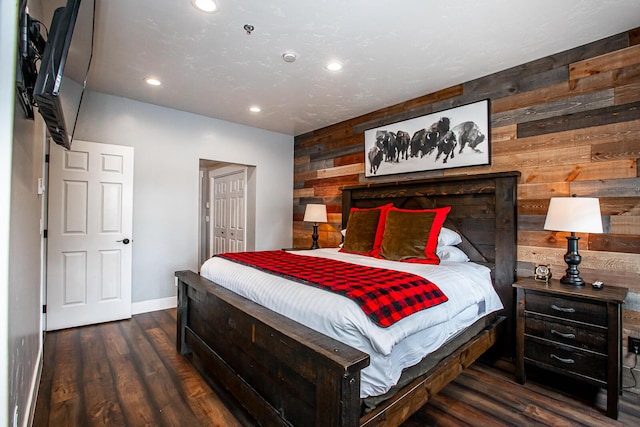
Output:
213,176,228,254
47,140,134,330
211,170,246,255
227,171,246,252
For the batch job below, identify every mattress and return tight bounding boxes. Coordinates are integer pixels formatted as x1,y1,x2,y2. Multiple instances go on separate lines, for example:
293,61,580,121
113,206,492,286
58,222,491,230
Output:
200,248,503,397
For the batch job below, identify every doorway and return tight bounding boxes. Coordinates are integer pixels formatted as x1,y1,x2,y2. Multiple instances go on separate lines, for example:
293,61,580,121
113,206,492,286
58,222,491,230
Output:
198,160,256,268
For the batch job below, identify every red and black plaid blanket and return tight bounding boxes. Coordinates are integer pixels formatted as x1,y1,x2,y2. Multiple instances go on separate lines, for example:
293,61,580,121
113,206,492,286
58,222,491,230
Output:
217,250,448,327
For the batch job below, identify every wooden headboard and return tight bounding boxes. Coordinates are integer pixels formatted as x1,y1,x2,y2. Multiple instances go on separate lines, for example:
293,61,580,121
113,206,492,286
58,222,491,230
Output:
341,171,520,351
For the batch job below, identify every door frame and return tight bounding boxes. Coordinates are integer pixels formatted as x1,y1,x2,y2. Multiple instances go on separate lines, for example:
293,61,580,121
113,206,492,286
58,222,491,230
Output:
198,161,256,266
40,138,50,331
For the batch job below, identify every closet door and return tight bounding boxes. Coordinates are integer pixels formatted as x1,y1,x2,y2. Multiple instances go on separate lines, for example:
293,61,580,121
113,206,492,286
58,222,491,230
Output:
226,171,246,252
212,170,246,255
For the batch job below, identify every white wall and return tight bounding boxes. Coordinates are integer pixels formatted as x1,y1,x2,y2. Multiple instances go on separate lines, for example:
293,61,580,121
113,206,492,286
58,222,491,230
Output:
3,1,47,426
8,106,45,427
74,91,294,302
0,1,16,423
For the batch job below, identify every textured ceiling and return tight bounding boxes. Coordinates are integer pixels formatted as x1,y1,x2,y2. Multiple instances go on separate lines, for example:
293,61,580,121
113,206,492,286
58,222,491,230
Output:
40,0,640,136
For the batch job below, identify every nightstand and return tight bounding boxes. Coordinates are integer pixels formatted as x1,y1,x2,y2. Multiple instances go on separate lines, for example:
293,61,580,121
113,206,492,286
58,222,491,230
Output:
514,278,628,419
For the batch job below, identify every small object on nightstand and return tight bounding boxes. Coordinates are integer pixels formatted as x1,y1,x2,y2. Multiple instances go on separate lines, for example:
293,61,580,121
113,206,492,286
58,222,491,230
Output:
534,264,552,282
592,280,604,289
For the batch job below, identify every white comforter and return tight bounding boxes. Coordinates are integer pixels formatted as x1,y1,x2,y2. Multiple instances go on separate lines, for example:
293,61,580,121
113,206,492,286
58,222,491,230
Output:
200,248,503,397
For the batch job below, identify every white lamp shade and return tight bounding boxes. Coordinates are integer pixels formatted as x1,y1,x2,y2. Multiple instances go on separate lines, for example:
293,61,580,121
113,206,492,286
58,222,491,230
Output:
303,204,327,223
543,197,603,233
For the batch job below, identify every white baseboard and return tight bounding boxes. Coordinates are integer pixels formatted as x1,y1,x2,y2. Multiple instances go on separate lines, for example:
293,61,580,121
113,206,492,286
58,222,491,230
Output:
25,344,43,427
131,296,177,315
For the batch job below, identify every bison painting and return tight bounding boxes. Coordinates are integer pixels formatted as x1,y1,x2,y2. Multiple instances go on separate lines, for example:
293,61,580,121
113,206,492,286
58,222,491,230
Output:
363,99,490,177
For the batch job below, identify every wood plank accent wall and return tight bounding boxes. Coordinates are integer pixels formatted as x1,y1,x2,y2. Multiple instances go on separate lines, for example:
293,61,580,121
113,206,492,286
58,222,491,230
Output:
293,28,640,385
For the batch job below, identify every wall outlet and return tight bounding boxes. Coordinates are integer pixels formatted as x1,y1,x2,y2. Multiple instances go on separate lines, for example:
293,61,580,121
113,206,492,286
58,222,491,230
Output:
629,337,640,354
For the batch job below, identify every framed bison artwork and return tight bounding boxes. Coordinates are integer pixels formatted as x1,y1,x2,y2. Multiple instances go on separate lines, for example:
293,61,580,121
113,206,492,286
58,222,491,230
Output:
364,99,490,177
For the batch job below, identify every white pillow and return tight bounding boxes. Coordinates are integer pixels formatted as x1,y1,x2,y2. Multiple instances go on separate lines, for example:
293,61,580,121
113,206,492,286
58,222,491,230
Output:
437,245,469,263
438,227,462,247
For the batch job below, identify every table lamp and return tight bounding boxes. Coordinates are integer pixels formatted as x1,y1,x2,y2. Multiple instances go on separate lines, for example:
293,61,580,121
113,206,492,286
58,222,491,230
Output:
303,204,327,249
543,196,603,286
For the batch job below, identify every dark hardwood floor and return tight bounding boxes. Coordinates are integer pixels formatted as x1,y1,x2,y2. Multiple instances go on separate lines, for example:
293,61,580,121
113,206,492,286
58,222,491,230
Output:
34,309,639,426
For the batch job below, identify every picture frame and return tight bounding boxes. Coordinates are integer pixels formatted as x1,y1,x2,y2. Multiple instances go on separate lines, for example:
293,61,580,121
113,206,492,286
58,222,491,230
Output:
364,99,491,177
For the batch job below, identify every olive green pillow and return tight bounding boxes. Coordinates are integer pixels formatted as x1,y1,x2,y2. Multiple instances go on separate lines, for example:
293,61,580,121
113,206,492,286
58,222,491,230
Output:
378,207,451,264
340,204,392,256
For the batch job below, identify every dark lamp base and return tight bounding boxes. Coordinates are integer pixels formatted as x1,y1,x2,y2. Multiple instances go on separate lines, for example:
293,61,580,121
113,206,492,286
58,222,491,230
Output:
561,234,586,287
560,274,586,287
310,223,320,250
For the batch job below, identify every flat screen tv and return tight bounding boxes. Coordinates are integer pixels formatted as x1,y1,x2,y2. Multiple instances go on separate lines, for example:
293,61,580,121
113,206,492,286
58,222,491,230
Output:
33,0,94,150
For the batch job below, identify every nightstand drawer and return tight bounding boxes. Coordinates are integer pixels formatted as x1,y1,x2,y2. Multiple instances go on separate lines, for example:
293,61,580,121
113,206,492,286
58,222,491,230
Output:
526,292,606,326
524,338,607,384
525,312,607,353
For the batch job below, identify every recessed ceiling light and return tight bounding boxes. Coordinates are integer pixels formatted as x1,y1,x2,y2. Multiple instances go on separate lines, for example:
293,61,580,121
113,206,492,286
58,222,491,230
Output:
249,106,261,113
325,61,343,72
145,77,162,86
192,0,218,13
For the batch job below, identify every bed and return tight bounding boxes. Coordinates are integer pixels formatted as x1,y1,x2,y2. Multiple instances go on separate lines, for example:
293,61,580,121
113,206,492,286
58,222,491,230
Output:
175,171,519,426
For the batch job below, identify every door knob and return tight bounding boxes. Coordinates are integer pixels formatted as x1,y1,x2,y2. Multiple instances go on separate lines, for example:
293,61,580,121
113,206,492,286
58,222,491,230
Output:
117,238,131,244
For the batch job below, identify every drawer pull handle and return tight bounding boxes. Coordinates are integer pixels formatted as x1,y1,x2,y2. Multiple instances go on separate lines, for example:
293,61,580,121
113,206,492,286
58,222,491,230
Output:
551,329,575,339
550,354,575,364
551,304,575,313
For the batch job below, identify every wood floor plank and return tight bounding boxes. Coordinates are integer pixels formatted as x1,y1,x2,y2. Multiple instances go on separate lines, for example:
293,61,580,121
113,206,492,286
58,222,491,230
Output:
150,308,178,338
466,364,624,426
48,398,83,427
520,404,578,427
33,309,640,426
427,392,508,426
410,405,472,427
79,325,114,382
101,321,163,426
50,329,81,405
117,316,202,426
82,378,126,427
132,311,245,427
145,327,210,399
440,374,537,425
79,325,126,427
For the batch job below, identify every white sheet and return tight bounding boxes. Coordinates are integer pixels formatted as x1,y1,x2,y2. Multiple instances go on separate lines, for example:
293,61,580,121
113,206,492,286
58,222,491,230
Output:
200,248,503,397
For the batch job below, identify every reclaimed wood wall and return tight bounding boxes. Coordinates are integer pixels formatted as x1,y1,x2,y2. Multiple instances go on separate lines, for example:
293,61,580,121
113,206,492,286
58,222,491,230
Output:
293,28,640,382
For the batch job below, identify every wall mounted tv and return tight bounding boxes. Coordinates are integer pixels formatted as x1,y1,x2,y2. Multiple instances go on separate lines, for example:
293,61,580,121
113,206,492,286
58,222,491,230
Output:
33,0,95,150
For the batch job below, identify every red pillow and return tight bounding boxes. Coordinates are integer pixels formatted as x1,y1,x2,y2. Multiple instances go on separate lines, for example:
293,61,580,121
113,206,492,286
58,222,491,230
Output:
377,206,451,264
340,204,393,256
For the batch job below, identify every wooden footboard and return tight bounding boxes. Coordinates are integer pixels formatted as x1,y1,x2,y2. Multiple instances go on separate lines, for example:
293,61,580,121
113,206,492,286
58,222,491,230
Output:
176,270,504,427
176,270,370,426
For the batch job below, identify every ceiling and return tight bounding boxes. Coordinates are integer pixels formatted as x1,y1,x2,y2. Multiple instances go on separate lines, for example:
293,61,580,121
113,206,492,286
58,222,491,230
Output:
41,0,640,136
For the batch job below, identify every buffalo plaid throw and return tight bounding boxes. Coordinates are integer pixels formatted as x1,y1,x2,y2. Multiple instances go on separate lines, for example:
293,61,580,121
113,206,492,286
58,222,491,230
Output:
218,250,448,327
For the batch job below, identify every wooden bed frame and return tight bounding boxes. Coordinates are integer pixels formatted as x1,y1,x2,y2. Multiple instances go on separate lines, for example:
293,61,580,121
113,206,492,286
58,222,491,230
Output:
176,171,519,426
